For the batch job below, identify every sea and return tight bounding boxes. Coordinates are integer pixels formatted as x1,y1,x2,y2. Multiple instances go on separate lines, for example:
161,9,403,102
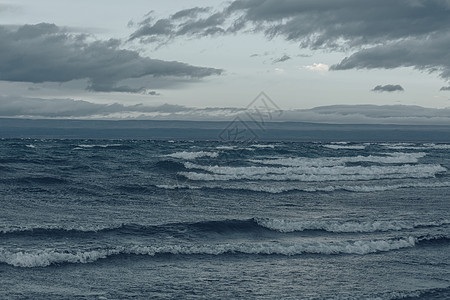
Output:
0,138,449,299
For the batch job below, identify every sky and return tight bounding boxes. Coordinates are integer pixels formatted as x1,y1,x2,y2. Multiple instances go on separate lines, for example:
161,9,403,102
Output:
1,0,450,122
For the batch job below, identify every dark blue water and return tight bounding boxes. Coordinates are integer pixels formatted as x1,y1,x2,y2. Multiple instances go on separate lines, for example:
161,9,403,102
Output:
1,139,449,299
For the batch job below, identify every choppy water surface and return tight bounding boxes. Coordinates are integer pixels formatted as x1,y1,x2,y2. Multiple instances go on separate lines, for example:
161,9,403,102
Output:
0,139,449,299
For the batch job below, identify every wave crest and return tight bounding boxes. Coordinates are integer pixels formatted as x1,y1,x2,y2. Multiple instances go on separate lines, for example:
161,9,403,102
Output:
255,218,450,233
0,237,417,268
165,151,219,160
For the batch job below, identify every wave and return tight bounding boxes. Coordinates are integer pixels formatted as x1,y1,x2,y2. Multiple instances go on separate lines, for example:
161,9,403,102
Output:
165,151,219,160
249,144,276,149
0,219,260,236
154,181,450,194
323,144,366,150
250,152,427,167
424,143,450,149
0,237,418,268
74,144,125,150
0,224,124,235
3,218,448,236
215,145,236,150
179,163,446,181
381,143,450,150
255,218,450,233
156,184,200,190
416,234,450,245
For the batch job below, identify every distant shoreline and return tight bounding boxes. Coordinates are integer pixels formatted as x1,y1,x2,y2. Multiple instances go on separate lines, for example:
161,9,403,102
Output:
1,118,450,142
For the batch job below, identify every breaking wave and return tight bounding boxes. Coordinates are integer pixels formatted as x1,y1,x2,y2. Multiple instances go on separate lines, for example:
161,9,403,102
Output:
73,144,130,150
381,143,450,150
0,237,418,268
165,151,219,160
3,218,448,236
322,144,366,150
179,163,446,181
255,218,450,233
249,152,427,167
155,181,450,194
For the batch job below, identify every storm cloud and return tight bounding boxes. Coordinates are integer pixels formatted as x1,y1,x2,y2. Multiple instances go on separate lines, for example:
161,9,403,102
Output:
371,85,404,93
131,0,450,84
0,23,222,93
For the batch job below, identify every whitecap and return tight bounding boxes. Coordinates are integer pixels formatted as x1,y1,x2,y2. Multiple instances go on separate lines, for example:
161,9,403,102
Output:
165,151,219,160
323,144,366,150
250,152,426,167
180,163,446,182
0,237,417,267
255,218,450,233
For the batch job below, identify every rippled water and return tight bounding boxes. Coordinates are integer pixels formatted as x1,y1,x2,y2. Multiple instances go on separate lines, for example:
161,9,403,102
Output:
1,139,449,299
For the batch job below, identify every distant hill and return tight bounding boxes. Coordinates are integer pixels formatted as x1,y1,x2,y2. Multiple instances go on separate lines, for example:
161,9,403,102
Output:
1,118,449,142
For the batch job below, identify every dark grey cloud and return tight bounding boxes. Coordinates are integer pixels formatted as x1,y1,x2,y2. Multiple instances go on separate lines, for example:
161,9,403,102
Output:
171,7,211,20
371,85,404,93
132,0,450,45
272,54,291,64
440,86,450,91
132,0,450,84
331,33,450,84
0,23,222,93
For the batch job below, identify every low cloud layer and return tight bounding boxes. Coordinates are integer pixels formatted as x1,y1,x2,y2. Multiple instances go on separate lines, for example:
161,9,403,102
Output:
1,95,449,125
0,23,222,93
131,0,450,87
0,96,189,118
372,85,404,93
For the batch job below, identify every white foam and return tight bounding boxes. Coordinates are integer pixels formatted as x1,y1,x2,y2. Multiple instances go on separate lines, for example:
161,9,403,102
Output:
180,163,446,181
0,248,117,268
250,152,426,167
382,145,427,150
0,223,124,234
0,237,416,267
174,181,450,194
165,151,219,160
255,218,450,233
323,144,366,150
381,143,450,150
25,144,36,148
249,144,276,149
155,184,201,190
424,143,450,149
216,146,236,150
76,144,122,149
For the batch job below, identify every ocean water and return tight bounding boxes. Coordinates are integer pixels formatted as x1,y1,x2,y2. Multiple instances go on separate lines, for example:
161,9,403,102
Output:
0,139,449,299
